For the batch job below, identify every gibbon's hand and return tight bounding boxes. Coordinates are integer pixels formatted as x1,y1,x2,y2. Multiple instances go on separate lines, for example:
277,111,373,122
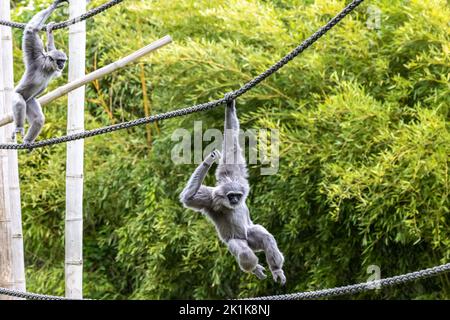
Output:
46,21,55,33
204,149,221,166
53,0,69,8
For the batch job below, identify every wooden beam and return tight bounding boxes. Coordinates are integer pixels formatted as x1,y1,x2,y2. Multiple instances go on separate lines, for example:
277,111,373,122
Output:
0,0,26,295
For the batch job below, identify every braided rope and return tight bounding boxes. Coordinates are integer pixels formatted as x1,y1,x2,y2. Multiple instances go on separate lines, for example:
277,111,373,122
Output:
0,0,124,30
0,287,70,300
0,0,365,150
1,261,449,300
245,262,450,300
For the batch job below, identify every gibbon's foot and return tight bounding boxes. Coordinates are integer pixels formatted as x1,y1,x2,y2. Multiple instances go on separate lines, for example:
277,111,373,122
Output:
272,269,286,285
23,139,34,153
252,264,267,280
204,149,222,165
11,127,25,141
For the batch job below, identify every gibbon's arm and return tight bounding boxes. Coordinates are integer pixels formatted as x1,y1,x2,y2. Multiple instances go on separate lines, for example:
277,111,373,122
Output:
217,100,247,181
23,3,58,64
46,23,56,52
180,151,220,210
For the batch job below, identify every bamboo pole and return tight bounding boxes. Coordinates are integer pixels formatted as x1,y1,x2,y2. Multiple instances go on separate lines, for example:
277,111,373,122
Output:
0,0,26,294
0,36,172,127
65,0,86,299
0,27,13,300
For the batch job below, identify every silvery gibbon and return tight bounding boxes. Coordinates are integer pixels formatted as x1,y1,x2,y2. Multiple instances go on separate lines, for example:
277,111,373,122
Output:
12,0,68,144
180,99,286,284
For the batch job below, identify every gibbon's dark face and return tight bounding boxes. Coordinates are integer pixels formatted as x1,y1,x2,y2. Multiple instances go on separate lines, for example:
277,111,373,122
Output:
47,50,67,71
215,181,248,209
227,191,243,205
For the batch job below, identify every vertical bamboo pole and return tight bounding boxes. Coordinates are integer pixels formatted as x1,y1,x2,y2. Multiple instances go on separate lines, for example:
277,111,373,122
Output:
0,0,26,294
0,27,13,300
65,0,86,299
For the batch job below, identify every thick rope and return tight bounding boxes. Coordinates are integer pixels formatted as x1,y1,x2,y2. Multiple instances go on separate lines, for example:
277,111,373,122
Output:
1,261,449,300
0,0,365,150
245,262,450,300
0,287,70,300
0,0,124,30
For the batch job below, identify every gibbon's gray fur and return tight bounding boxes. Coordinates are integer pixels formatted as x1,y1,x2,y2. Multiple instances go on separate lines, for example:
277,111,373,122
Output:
12,0,68,144
180,100,286,284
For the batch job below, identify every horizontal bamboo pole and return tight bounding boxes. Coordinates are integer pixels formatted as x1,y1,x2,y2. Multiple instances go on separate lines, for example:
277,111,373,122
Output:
0,114,12,127
0,35,172,127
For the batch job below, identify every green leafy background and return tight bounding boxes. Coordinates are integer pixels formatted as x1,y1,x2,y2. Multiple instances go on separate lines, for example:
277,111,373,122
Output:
7,0,450,299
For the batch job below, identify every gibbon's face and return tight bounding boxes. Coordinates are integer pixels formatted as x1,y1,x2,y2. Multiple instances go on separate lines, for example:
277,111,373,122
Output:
215,182,248,210
47,50,67,73
226,191,243,206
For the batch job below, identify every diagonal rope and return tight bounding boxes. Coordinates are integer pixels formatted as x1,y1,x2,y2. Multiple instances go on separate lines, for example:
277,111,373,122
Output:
0,0,124,30
244,262,450,300
0,0,365,150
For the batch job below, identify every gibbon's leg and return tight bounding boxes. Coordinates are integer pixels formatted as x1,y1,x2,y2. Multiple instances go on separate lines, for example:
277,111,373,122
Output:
227,239,261,275
11,92,26,140
216,99,247,181
248,225,286,285
24,98,45,144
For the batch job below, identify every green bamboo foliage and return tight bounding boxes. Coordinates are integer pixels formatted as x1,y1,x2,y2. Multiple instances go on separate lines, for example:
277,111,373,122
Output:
9,0,450,299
